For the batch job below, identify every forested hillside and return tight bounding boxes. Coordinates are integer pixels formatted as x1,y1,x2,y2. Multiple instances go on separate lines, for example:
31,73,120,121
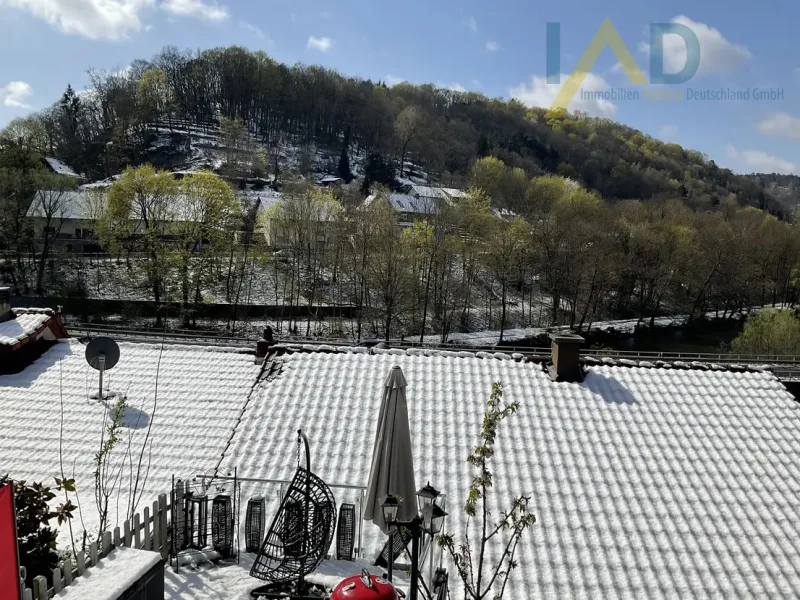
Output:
0,44,794,215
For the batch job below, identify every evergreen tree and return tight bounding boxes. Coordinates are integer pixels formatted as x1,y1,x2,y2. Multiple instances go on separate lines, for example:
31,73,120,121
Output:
337,126,353,183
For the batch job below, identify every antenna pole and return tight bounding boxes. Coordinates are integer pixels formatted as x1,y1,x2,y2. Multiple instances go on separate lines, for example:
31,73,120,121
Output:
98,354,106,399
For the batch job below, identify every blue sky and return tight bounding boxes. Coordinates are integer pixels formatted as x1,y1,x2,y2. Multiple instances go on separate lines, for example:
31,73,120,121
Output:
0,0,798,175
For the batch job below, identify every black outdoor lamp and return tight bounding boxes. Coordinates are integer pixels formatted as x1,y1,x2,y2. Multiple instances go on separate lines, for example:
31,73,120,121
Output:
422,502,447,535
416,482,440,514
381,487,448,600
381,493,401,525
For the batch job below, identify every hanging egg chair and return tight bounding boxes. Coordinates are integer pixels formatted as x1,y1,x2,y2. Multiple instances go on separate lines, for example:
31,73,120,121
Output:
250,429,336,598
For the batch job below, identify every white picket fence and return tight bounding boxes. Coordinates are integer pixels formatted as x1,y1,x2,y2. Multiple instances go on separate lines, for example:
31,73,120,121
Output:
21,493,170,600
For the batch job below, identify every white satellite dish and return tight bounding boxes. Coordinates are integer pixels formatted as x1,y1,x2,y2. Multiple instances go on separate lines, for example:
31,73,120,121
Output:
85,337,120,400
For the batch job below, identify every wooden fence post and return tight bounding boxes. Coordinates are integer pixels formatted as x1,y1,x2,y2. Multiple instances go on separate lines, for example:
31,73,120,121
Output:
76,551,85,575
143,507,151,551
32,575,47,600
134,513,142,549
63,558,73,585
159,493,169,560
114,526,121,548
102,531,112,557
124,519,132,547
90,540,98,566
152,500,160,553
52,566,62,593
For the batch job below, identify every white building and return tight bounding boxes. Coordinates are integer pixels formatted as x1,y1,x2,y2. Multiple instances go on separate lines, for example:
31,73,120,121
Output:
364,185,468,227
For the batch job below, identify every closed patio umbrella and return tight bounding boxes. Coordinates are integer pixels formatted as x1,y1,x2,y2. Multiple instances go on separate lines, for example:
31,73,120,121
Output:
364,365,417,534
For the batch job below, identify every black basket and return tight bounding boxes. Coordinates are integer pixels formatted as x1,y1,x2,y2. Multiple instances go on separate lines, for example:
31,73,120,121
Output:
245,496,266,553
212,494,234,558
336,504,356,561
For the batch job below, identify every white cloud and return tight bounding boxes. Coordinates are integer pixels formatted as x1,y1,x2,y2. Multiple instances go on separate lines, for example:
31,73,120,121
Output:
465,16,477,32
385,75,406,87
658,124,679,141
239,20,266,40
726,144,797,174
1,81,32,108
639,16,751,78
0,0,229,38
485,41,498,52
438,82,466,92
319,10,332,19
509,73,617,118
758,112,800,141
160,0,227,21
307,35,333,52
472,79,481,87
1,81,33,109
0,0,153,39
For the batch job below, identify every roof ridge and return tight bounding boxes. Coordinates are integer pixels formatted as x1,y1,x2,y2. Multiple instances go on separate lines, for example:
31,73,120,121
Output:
269,342,775,375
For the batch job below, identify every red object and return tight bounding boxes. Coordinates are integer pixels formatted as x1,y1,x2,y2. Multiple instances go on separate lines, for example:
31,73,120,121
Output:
330,571,400,600
0,483,21,600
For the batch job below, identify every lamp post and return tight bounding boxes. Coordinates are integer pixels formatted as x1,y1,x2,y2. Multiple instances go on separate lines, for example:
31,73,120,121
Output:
382,485,447,600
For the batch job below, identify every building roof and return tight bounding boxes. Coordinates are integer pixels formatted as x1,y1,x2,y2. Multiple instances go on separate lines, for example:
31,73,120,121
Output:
25,191,91,220
0,308,54,346
364,193,440,215
2,340,800,597
0,339,260,547
27,188,257,222
409,185,468,200
44,157,81,178
223,346,800,599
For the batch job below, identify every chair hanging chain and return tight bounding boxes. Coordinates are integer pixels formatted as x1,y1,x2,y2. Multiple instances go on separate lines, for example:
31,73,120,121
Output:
297,433,301,468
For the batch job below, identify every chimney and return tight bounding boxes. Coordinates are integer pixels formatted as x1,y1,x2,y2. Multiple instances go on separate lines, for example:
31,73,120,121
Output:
548,333,585,382
0,287,10,319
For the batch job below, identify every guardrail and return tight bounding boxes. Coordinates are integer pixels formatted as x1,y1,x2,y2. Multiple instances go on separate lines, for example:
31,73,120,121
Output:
65,321,800,366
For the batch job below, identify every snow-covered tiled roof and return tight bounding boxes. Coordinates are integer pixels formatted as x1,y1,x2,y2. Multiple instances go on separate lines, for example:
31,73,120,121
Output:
223,349,800,599
0,339,260,546
410,185,467,200
45,157,81,178
26,191,89,220
4,338,800,598
364,193,439,215
0,309,52,346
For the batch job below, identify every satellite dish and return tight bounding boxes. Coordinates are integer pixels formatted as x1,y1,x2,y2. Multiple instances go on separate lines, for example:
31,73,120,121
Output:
86,337,120,370
85,337,120,399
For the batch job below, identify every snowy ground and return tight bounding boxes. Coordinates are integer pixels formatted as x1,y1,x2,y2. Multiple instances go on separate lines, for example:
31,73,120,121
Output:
164,554,409,599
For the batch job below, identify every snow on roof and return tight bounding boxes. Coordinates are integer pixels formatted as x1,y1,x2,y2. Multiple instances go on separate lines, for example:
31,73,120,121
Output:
45,157,81,178
55,546,161,600
410,185,467,200
364,193,439,215
0,339,260,546
0,310,51,346
26,191,89,220
223,349,800,599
